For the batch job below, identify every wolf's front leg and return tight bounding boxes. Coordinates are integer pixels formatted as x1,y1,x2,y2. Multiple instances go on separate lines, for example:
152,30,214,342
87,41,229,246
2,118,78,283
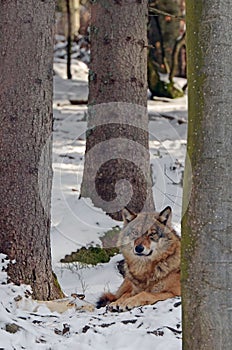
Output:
109,291,175,312
97,278,133,309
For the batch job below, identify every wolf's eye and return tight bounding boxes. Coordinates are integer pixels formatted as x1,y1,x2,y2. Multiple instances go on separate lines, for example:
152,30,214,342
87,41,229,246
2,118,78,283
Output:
150,228,164,240
130,230,138,239
149,235,156,241
157,227,164,238
149,232,159,241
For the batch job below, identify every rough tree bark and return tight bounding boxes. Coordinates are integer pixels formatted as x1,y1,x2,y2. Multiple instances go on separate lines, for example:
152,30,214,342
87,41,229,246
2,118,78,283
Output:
81,0,155,220
182,1,232,349
0,0,63,300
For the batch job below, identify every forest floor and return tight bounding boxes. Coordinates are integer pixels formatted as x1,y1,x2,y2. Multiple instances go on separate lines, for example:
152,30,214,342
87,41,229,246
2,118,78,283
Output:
0,60,187,349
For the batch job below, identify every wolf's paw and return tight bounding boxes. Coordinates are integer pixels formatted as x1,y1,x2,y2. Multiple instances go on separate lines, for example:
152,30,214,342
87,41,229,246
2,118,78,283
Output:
107,302,130,312
107,303,121,312
107,298,137,312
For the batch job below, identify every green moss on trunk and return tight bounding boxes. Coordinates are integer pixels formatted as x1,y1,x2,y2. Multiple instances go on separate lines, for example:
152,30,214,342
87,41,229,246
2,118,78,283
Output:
181,1,209,349
52,272,65,299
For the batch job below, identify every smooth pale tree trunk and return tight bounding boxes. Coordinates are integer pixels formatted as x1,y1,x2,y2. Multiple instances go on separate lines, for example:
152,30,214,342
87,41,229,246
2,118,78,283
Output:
182,1,232,349
81,0,155,220
71,0,80,35
0,0,63,300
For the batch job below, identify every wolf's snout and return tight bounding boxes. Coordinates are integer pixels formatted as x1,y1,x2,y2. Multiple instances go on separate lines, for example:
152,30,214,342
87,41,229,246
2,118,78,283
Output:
135,244,144,254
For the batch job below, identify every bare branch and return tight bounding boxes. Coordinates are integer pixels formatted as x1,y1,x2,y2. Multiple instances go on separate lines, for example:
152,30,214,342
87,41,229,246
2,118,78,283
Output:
149,7,185,21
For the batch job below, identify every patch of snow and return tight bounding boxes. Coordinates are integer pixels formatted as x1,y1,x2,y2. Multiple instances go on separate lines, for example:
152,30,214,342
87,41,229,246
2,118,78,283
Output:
0,255,181,350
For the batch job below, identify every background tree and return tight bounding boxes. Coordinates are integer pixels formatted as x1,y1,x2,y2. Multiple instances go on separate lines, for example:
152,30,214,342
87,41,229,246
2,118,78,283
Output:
56,0,81,78
56,0,80,37
0,0,63,300
148,0,185,98
66,0,72,79
149,0,181,70
81,0,155,220
182,1,232,348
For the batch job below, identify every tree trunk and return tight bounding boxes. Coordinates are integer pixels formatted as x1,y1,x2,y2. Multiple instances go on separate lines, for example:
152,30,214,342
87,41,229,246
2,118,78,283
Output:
148,14,168,72
149,0,181,69
66,0,72,79
148,1,185,98
182,1,232,349
0,0,63,300
71,0,80,36
81,0,155,220
169,31,186,81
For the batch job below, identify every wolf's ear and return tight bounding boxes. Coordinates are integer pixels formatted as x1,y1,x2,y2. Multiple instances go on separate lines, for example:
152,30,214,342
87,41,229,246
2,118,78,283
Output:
122,207,137,226
158,206,172,225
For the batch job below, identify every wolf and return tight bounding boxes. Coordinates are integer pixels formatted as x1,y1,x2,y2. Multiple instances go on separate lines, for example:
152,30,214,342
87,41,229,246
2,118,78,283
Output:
96,206,181,311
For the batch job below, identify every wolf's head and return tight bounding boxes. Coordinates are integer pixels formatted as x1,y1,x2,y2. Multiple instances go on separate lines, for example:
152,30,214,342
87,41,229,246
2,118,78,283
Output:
118,206,178,259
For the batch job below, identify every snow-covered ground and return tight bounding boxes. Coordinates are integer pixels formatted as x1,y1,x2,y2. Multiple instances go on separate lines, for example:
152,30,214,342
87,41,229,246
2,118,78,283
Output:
0,61,187,349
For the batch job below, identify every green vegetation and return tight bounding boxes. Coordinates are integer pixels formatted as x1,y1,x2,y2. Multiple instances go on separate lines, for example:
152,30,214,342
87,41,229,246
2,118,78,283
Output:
60,226,121,265
60,246,119,265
